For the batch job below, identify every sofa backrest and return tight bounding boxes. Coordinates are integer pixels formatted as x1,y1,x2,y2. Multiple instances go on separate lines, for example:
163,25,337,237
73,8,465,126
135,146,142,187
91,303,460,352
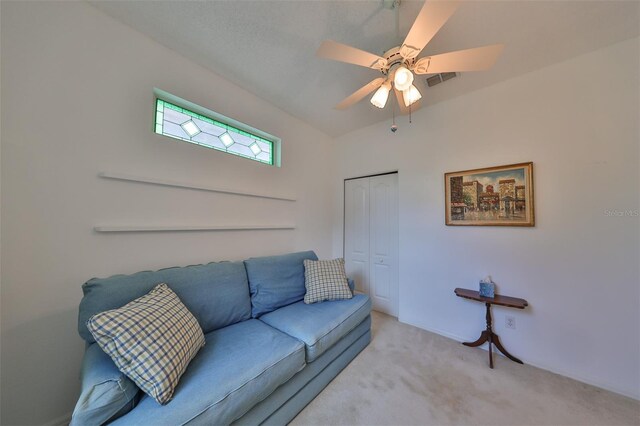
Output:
78,261,251,343
244,250,318,317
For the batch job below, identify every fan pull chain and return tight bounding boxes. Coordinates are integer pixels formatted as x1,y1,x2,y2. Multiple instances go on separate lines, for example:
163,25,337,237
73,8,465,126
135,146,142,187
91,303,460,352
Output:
390,93,398,133
392,102,396,126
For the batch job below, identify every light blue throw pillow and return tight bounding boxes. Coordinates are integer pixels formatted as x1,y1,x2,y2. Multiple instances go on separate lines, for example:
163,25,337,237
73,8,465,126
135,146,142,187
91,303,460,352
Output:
244,251,318,317
70,344,139,426
78,261,250,343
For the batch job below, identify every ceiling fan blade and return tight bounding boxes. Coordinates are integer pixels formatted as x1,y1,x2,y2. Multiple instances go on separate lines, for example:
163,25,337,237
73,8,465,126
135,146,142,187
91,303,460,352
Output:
317,40,387,70
414,44,505,74
401,1,460,60
335,78,386,110
394,88,421,116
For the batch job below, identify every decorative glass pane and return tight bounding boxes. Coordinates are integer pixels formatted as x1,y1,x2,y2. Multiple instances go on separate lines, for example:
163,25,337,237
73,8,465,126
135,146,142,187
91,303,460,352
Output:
181,120,200,137
154,98,275,165
228,130,254,146
163,107,190,125
228,143,254,158
163,121,190,140
256,152,271,162
219,132,234,147
192,117,225,136
249,143,262,155
256,140,270,152
193,132,225,149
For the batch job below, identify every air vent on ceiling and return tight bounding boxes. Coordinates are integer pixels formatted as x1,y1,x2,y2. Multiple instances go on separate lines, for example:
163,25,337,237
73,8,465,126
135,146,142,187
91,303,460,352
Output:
426,72,457,87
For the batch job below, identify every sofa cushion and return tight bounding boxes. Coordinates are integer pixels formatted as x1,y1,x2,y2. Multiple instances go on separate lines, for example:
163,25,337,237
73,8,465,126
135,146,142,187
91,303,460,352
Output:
87,284,206,405
303,258,352,304
79,261,250,343
244,251,318,318
233,316,371,426
70,343,139,426
110,319,305,426
259,294,371,362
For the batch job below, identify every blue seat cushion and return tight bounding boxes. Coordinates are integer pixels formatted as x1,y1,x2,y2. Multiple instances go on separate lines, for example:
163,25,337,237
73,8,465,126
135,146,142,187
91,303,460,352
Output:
110,319,305,426
70,343,139,426
79,261,251,343
259,294,371,362
244,251,318,318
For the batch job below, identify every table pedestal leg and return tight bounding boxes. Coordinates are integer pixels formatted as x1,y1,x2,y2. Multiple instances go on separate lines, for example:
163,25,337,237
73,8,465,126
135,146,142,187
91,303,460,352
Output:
492,333,523,364
462,302,523,368
462,330,489,347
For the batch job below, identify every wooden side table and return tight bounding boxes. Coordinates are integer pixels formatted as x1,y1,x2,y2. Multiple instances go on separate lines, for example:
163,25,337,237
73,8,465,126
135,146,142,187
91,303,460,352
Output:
454,288,528,369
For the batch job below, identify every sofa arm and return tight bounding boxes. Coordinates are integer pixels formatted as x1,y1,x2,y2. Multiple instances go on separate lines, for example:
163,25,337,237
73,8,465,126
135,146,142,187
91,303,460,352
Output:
70,343,139,426
347,278,355,293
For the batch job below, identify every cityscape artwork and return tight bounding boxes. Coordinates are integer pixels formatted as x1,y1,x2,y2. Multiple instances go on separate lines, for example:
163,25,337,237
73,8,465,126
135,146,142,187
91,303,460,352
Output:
445,162,534,226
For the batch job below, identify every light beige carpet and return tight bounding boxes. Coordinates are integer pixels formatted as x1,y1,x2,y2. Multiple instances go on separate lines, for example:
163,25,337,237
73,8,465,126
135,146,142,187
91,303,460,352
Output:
291,312,639,426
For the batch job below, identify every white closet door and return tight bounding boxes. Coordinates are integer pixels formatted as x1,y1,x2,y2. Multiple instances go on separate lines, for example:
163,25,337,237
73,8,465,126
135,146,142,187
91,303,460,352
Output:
344,178,371,294
344,174,398,316
369,174,399,316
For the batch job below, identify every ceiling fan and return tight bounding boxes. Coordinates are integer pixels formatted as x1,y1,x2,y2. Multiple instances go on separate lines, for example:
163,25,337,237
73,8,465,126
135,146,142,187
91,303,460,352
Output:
316,0,504,114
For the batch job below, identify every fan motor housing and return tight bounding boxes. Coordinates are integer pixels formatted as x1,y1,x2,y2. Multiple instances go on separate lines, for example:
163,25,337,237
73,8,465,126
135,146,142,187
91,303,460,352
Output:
381,46,415,76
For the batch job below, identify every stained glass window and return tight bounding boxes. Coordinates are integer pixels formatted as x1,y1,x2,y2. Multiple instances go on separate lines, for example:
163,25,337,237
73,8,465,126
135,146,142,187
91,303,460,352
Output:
154,98,275,165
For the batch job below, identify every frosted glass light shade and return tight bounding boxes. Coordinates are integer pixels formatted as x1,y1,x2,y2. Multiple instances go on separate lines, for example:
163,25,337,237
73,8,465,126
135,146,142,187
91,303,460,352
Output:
370,85,390,109
394,66,414,91
402,85,422,107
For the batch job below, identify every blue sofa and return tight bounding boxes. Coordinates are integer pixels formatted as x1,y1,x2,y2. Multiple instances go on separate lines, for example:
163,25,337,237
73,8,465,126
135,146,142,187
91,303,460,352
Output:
73,251,372,425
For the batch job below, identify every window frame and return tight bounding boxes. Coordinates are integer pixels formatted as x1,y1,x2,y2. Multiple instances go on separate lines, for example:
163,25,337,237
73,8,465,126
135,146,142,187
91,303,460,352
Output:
153,88,281,167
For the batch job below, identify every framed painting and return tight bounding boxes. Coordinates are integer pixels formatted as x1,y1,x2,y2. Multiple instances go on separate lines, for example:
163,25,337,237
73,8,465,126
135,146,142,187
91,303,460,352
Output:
445,162,534,226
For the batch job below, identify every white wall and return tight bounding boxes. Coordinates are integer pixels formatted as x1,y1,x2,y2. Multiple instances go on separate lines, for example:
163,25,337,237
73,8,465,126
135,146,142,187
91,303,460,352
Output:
332,37,640,399
1,2,638,424
0,2,335,424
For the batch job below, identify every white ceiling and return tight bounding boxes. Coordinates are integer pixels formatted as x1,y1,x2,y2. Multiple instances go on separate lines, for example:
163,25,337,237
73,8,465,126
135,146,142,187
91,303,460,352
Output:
90,1,639,137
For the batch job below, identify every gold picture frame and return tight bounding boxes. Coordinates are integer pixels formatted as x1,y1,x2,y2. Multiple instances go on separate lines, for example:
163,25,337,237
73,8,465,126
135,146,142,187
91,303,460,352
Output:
445,162,535,226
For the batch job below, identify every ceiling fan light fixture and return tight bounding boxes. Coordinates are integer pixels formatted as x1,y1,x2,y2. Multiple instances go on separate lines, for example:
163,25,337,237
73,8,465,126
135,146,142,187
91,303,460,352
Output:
394,66,414,91
370,84,391,109
316,1,503,119
403,84,422,107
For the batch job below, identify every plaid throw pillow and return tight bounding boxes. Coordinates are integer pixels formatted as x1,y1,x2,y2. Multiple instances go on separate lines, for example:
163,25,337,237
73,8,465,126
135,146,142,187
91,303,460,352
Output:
303,258,353,304
87,283,205,405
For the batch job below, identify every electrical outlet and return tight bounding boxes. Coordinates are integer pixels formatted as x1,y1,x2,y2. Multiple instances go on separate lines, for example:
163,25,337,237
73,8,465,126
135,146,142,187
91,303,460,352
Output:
505,316,516,329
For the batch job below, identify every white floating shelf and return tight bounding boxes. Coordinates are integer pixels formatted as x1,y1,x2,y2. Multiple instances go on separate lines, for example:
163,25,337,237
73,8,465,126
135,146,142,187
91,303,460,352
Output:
94,225,296,233
99,172,296,202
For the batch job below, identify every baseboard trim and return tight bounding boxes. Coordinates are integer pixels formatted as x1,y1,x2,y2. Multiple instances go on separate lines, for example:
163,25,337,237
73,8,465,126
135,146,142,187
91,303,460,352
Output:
42,412,72,426
398,316,640,401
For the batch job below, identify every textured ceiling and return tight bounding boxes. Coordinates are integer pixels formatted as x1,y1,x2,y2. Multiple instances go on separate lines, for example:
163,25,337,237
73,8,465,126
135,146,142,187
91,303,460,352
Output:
90,1,639,137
